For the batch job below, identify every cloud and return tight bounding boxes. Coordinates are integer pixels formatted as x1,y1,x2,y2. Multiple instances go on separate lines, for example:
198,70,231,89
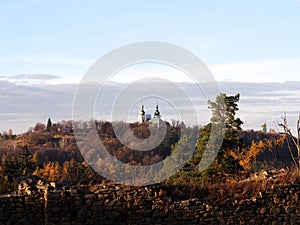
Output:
0,80,76,133
8,73,59,80
0,73,60,85
209,58,300,82
0,54,91,84
0,81,299,134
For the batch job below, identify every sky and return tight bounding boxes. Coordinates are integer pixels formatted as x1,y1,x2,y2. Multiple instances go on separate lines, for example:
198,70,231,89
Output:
1,0,300,83
0,0,300,133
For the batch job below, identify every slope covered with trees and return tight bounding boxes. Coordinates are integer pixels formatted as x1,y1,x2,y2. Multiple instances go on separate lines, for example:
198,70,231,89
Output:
0,93,298,193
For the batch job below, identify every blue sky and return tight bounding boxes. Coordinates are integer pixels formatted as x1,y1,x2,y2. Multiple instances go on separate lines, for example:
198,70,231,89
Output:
1,0,300,83
1,0,300,134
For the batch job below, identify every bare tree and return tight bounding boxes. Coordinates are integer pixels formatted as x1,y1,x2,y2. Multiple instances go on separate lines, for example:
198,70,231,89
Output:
279,114,300,174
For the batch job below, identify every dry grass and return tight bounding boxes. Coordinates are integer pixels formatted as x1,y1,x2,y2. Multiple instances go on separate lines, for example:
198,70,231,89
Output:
165,169,300,205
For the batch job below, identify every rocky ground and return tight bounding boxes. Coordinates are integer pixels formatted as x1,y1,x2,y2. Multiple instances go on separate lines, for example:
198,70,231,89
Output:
0,170,299,225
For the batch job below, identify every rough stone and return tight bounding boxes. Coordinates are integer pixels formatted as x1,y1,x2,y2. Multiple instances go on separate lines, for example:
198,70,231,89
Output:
0,179,299,224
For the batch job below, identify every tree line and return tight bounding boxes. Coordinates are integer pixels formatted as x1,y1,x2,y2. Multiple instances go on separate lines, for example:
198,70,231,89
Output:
0,93,298,193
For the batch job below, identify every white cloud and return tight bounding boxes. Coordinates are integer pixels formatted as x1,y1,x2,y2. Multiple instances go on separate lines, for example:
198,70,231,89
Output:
106,58,300,84
0,54,93,84
8,73,59,80
209,58,300,82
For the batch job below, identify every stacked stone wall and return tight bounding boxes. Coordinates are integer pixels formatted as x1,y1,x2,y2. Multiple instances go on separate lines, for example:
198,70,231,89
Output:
0,180,300,225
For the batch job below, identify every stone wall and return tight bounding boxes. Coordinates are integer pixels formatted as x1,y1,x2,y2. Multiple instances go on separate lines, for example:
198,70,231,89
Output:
0,179,300,225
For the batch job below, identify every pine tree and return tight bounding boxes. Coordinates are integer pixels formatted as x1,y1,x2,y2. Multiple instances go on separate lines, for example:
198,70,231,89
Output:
192,93,244,176
46,118,52,132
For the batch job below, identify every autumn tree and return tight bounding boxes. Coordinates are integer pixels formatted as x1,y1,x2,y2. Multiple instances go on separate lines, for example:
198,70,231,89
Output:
7,129,13,138
229,137,285,171
34,123,45,132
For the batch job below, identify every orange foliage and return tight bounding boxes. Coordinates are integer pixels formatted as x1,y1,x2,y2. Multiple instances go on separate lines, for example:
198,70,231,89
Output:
230,135,286,170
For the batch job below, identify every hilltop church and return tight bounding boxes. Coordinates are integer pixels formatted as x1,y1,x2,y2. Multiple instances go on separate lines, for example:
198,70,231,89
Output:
138,104,161,123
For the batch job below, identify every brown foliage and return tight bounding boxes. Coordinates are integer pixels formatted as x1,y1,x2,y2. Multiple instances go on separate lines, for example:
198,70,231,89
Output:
230,135,286,170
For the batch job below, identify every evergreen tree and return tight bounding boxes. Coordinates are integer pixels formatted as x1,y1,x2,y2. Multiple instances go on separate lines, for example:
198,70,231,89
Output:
46,118,52,132
191,93,243,176
208,93,243,151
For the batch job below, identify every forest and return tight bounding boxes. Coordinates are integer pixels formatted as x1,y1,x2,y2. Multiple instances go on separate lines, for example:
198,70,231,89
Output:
0,93,299,194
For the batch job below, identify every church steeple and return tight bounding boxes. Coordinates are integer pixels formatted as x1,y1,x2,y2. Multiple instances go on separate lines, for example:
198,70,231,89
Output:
153,103,161,118
139,104,145,115
138,103,147,123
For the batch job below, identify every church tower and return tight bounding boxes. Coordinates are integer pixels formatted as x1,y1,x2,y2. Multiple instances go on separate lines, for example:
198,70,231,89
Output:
150,103,162,126
153,104,161,119
138,104,146,123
